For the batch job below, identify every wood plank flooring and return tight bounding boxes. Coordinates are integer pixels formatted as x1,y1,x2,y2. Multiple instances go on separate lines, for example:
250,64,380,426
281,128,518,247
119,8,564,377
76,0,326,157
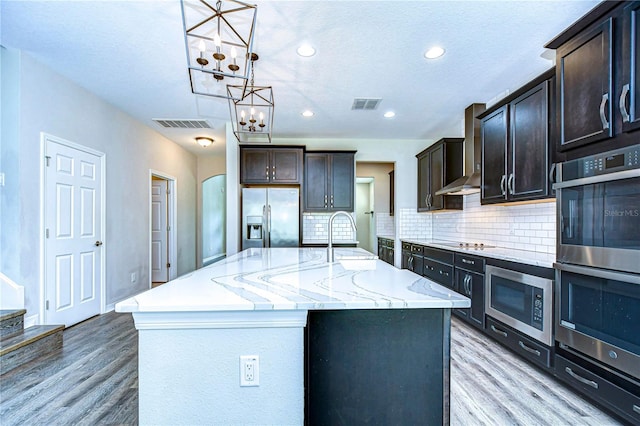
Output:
0,311,625,425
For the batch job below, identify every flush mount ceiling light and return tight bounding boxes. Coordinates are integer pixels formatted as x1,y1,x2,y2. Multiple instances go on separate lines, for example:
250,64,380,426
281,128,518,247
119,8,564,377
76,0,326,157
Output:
180,0,257,100
296,44,316,57
424,46,446,59
302,110,314,117
228,54,274,143
383,111,396,118
195,136,214,147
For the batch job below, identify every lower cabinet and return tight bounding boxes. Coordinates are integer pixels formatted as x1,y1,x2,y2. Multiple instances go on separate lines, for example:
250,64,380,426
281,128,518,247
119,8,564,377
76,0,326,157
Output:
422,247,454,288
377,238,394,266
486,317,553,370
401,243,423,274
554,350,640,425
452,253,485,329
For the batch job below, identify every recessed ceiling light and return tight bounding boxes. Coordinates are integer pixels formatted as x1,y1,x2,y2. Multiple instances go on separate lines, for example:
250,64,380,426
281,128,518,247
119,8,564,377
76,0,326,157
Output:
297,44,316,57
383,111,396,118
302,110,314,117
424,46,445,59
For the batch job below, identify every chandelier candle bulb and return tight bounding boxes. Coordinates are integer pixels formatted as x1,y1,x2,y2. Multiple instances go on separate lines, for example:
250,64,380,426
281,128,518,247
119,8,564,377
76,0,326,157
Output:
259,112,265,127
213,33,225,61
239,110,246,126
250,108,256,123
229,47,239,72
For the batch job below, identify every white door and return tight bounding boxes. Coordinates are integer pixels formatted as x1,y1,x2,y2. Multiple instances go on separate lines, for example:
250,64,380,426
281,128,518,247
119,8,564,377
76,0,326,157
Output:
355,180,374,253
151,179,168,283
45,138,103,327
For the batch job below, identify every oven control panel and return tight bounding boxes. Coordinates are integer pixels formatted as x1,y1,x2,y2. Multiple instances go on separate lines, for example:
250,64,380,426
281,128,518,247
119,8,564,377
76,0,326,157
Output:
562,144,640,180
532,289,543,329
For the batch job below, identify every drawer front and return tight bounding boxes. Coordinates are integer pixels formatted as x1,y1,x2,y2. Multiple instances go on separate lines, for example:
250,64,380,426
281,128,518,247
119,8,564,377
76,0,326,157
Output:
555,355,640,425
486,317,552,369
454,253,485,274
423,246,454,264
423,258,453,288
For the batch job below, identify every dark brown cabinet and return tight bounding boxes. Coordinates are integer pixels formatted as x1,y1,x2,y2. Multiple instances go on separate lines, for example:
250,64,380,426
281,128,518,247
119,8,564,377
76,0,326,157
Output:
240,146,303,184
377,237,394,265
546,1,640,156
416,138,464,212
453,253,485,330
480,72,553,205
303,151,355,212
621,1,640,133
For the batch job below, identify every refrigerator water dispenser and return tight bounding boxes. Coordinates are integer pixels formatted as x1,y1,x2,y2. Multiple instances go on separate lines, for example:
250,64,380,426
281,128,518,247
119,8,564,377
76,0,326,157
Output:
247,216,263,240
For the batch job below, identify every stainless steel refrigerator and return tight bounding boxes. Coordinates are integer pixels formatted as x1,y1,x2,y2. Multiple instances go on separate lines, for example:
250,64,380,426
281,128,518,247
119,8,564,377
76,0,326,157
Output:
242,187,300,249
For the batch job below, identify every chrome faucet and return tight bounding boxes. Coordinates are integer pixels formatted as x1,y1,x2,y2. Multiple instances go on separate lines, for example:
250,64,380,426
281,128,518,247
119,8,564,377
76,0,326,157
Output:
327,211,357,262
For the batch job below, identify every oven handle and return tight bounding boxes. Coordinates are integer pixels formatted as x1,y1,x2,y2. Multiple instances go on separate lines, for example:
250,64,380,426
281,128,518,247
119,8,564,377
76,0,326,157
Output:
565,367,599,389
553,168,640,189
554,263,640,284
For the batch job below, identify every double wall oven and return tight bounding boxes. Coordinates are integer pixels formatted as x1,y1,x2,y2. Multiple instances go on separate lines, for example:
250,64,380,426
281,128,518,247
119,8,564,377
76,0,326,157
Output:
554,144,640,379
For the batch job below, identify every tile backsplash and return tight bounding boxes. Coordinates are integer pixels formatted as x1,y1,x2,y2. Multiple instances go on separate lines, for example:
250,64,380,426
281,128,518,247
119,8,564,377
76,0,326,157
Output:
398,193,556,254
303,212,356,241
375,213,395,237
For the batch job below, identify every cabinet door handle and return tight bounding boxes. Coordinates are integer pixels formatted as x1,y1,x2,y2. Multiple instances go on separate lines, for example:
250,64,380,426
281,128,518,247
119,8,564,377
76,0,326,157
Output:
272,166,276,178
565,367,599,389
465,275,471,295
330,194,334,208
500,175,507,196
599,93,610,130
549,163,557,185
633,405,640,415
490,324,508,337
518,341,541,357
324,194,328,208
266,166,269,177
507,173,514,195
620,83,630,123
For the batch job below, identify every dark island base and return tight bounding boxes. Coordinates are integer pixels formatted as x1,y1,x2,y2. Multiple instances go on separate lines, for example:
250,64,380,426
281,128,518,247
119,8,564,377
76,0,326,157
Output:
305,308,450,425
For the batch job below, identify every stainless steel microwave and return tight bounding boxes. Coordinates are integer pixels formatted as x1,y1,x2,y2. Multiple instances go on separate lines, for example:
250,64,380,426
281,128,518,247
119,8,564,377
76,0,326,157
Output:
485,265,554,346
554,144,640,275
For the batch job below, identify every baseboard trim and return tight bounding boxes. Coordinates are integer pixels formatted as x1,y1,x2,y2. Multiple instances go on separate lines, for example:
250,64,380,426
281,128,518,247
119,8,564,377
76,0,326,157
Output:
24,313,39,328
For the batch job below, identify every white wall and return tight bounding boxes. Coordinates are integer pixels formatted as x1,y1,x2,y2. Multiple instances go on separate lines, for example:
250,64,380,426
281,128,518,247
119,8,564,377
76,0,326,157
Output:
4,51,198,320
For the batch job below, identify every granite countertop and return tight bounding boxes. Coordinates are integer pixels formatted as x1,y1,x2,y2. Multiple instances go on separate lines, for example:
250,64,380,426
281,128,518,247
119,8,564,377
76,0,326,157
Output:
401,239,555,268
116,247,470,313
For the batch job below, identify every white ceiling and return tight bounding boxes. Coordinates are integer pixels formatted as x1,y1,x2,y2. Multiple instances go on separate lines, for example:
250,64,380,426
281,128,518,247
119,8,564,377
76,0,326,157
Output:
1,0,600,156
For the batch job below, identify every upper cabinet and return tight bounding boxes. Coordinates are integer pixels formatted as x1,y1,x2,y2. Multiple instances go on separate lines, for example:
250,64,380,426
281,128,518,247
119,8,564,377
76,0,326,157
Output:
480,71,554,205
546,1,640,156
416,138,464,212
304,151,355,212
240,146,304,184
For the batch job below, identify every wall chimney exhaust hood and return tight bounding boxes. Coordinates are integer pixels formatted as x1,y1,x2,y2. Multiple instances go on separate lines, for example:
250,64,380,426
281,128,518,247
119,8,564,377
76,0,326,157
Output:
436,103,486,196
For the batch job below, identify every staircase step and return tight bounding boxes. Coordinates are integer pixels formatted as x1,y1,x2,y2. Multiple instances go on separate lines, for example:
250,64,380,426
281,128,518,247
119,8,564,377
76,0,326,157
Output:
0,309,27,337
0,324,64,374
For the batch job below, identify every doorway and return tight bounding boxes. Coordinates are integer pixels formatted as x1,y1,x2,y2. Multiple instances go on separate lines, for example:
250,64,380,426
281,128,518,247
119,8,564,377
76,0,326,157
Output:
355,178,375,253
149,171,177,287
202,174,226,266
42,133,105,327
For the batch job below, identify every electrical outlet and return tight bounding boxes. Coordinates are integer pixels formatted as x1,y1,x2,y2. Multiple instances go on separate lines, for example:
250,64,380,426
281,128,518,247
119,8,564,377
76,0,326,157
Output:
130,272,137,283
240,355,259,387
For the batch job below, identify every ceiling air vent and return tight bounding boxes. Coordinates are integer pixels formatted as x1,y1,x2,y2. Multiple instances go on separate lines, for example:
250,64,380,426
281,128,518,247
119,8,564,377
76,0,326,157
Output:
153,119,211,129
351,98,382,111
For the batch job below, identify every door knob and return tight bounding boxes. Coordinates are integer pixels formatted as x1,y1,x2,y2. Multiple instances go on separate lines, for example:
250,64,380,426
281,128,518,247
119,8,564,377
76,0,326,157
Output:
95,241,103,247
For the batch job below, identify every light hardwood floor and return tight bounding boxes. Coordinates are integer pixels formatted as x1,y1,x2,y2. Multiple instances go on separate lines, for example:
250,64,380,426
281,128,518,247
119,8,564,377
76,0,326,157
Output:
0,311,626,425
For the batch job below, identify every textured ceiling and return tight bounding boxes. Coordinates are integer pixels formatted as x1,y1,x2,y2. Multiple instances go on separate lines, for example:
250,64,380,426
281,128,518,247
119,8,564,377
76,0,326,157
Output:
1,0,600,156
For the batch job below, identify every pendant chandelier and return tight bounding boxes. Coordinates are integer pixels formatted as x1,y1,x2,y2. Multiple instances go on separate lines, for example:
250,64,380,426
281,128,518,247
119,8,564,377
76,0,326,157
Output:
180,0,257,100
228,54,274,143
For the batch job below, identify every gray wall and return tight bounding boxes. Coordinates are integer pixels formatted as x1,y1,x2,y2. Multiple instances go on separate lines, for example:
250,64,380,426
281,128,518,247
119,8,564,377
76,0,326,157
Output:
1,50,198,322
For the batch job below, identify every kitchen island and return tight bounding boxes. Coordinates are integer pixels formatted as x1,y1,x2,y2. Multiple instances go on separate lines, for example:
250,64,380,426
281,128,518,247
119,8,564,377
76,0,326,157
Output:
116,247,470,425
